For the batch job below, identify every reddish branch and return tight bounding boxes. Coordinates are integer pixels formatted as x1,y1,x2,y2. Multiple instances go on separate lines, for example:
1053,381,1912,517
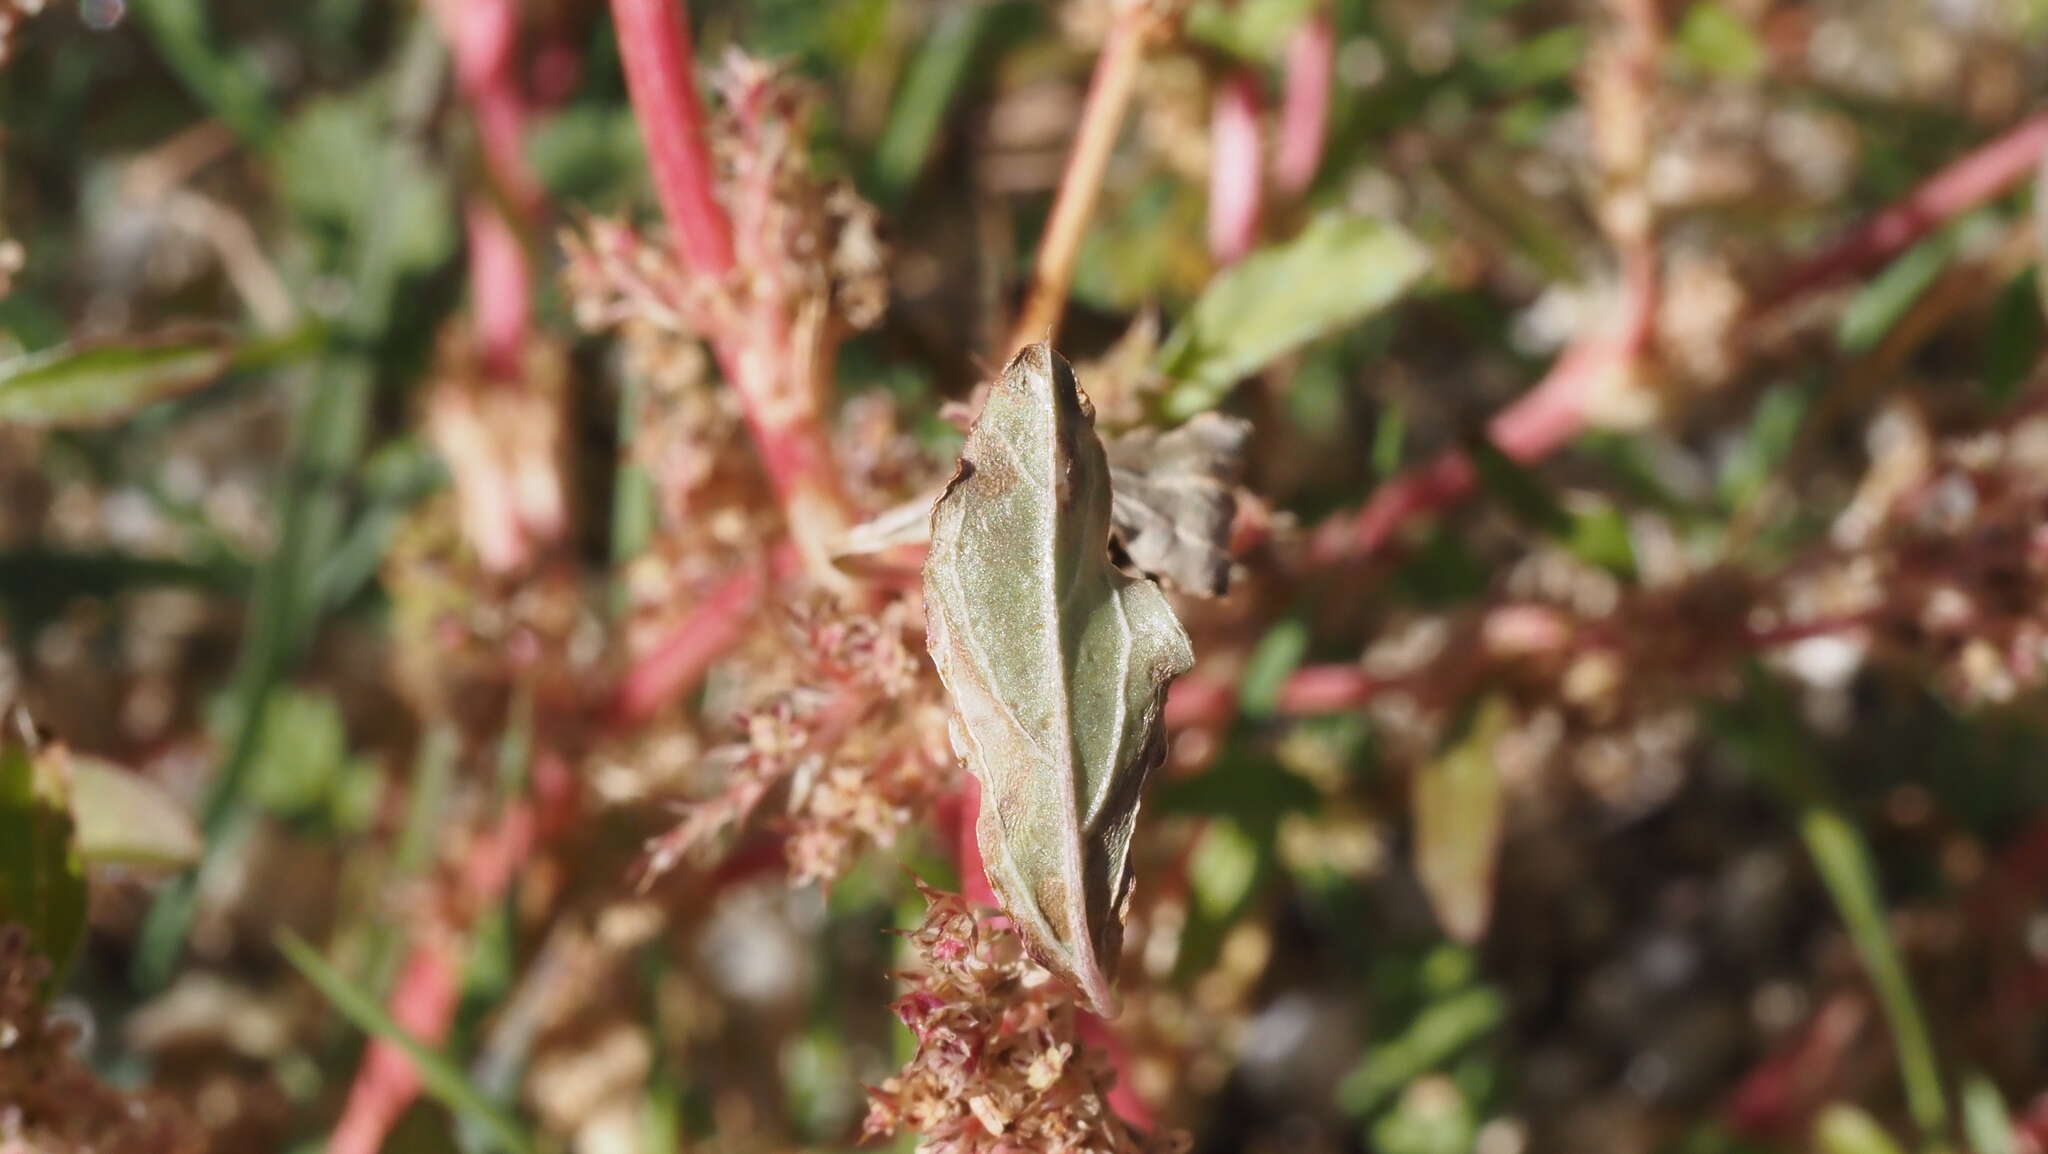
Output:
608,0,735,275
1208,70,1264,265
607,543,801,727
1759,110,2048,311
1273,9,1334,197
429,0,545,379
609,1,851,567
327,804,536,1154
1311,110,2048,566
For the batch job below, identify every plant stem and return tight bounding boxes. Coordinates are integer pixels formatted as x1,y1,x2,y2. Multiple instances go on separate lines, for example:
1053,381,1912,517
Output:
1273,9,1333,197
1309,110,2048,567
1208,69,1263,265
609,0,736,276
1007,5,1153,351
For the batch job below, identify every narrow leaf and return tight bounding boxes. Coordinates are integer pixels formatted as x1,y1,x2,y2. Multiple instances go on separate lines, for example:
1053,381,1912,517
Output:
67,754,202,872
1413,698,1510,944
1962,1072,2014,1154
277,931,535,1154
1813,1104,1907,1154
0,332,234,428
1156,212,1428,420
924,343,1195,1017
0,712,87,988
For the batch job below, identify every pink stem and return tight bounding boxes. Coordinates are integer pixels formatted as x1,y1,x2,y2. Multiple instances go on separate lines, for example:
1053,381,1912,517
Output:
1309,330,1611,564
327,805,536,1154
1760,110,2048,310
1209,69,1265,265
1309,109,2048,568
606,544,800,727
327,945,461,1154
608,0,736,276
1273,10,1334,197
464,203,533,381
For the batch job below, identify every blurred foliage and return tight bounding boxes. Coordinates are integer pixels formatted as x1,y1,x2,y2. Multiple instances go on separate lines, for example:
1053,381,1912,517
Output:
0,2,2046,1154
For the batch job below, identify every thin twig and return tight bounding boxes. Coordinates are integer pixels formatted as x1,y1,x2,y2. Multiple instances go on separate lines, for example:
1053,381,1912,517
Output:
1007,6,1155,351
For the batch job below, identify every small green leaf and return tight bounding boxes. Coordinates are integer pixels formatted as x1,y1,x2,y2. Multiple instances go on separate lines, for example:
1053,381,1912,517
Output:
1413,698,1510,944
68,755,202,872
0,334,234,428
1675,3,1765,79
1185,0,1319,61
0,716,87,989
1803,807,1949,1136
1338,986,1504,1118
1813,1104,1907,1154
1962,1072,2015,1154
1240,620,1310,719
1838,228,1959,354
1158,213,1428,420
870,3,1006,201
1986,273,2042,401
278,931,535,1154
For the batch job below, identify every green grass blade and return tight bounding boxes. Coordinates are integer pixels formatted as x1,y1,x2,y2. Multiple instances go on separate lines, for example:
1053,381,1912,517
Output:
276,931,535,1154
1802,806,1949,1138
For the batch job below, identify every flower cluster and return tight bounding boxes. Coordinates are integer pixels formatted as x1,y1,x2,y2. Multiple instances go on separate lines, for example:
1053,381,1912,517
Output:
864,887,1187,1154
641,593,956,887
1,925,200,1154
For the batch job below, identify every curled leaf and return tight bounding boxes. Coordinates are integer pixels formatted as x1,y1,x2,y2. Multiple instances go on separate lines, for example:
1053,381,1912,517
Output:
0,710,86,989
923,343,1194,1016
68,753,202,872
0,331,234,428
1105,412,1250,597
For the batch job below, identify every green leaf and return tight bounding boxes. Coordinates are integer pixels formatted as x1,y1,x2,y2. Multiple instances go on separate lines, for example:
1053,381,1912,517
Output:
1467,434,1572,538
1838,228,1959,354
277,931,535,1154
1338,987,1505,1118
870,3,1006,201
1185,0,1319,61
1803,807,1949,1136
1962,1072,2014,1154
1813,1104,1907,1154
67,754,201,872
0,334,234,428
1240,620,1310,719
1675,3,1765,79
277,90,455,277
0,717,87,989
924,344,1195,1017
1986,272,2043,401
1157,213,1429,420
1413,698,1510,944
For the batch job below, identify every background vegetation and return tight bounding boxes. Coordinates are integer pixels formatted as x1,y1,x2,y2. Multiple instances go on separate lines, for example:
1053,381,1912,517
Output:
6,1,2048,1153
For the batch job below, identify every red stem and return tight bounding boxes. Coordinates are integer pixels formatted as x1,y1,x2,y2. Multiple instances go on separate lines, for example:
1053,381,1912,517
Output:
606,543,801,728
464,203,532,381
1311,110,2048,566
609,0,736,276
1273,10,1333,197
1209,69,1264,265
327,804,536,1154
1760,110,2048,311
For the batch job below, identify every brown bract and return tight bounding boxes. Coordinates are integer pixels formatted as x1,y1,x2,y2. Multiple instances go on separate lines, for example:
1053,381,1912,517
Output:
922,343,1194,1017
1105,413,1249,597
